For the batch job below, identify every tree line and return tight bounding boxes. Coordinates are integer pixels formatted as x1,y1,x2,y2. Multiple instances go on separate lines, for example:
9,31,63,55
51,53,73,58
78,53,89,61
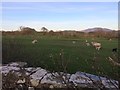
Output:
2,26,119,38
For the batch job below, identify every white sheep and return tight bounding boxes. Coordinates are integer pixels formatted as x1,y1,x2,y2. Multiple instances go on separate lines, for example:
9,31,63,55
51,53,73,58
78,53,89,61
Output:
85,40,88,43
91,42,101,50
109,38,112,41
72,41,76,44
86,42,90,46
32,39,38,44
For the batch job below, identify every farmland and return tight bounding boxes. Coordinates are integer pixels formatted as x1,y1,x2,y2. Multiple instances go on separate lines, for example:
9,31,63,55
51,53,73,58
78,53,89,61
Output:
2,33,118,80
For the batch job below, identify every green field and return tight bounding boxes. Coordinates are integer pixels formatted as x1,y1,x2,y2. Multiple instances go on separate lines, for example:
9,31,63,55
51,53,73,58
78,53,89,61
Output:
2,34,118,79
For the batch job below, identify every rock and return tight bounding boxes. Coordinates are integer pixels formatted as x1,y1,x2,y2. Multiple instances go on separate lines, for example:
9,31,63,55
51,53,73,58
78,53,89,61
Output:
28,86,34,90
1,62,119,89
49,85,54,89
30,79,39,87
30,68,48,80
17,78,25,84
9,62,27,67
1,66,20,75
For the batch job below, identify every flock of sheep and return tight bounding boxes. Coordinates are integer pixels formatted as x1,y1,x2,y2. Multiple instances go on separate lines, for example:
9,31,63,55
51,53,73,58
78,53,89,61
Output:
31,39,117,52
85,39,117,52
85,40,101,50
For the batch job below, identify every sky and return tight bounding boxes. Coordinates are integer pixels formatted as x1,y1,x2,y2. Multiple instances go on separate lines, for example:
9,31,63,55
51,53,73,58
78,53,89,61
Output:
1,2,118,31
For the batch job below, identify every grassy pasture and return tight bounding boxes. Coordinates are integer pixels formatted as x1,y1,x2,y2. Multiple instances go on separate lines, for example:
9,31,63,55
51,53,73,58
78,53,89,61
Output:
2,34,118,79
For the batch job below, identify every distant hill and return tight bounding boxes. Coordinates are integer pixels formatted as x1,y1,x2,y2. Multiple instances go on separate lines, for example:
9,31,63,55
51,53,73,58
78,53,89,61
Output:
81,27,113,33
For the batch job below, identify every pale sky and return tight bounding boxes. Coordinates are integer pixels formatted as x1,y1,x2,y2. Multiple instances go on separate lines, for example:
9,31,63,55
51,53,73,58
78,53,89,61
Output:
1,2,118,31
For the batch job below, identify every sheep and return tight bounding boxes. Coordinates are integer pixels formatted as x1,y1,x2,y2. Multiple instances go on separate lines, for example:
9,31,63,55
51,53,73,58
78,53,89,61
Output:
109,38,112,41
112,48,117,52
91,42,101,50
32,39,38,44
72,41,76,44
86,42,90,46
85,40,88,43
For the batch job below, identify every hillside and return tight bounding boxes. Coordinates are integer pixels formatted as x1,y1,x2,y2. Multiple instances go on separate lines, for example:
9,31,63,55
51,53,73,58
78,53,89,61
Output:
81,27,113,33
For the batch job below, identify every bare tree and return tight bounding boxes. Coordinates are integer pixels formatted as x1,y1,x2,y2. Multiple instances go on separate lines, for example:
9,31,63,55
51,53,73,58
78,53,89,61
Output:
19,26,36,35
41,27,48,32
